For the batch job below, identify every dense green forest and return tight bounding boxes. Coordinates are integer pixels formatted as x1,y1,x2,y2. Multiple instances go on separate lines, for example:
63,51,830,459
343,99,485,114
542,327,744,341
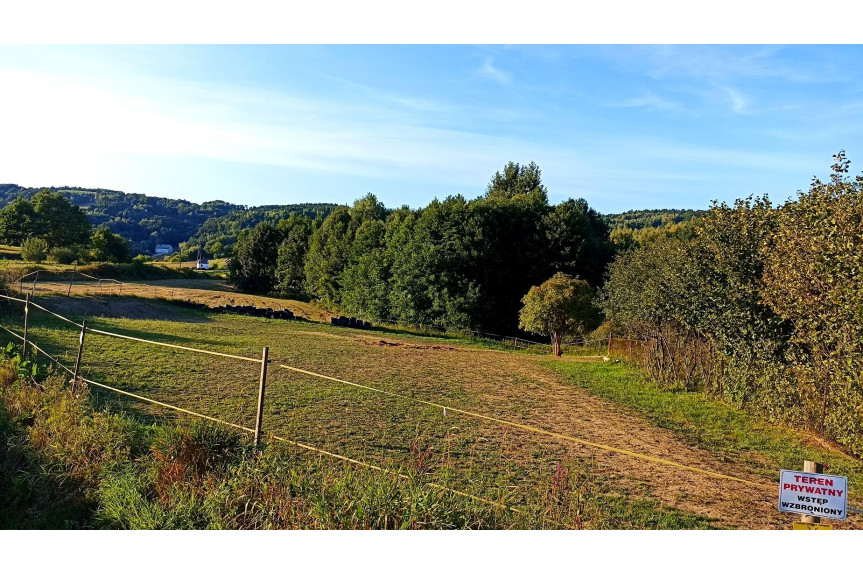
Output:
228,162,612,335
601,151,863,455
604,208,704,230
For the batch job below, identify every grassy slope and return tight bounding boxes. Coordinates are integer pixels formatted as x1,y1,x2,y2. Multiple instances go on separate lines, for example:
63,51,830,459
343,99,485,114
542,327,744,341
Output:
547,361,863,498
0,299,715,529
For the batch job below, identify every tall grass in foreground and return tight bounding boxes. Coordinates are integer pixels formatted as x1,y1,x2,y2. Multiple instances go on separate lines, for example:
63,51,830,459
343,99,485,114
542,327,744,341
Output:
0,348,714,529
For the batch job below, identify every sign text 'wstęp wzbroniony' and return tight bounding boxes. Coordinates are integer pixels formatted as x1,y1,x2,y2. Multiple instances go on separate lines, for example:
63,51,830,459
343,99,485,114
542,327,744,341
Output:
778,470,847,521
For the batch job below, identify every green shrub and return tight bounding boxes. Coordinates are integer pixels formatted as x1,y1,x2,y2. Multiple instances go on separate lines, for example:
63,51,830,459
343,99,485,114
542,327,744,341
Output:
48,247,80,265
20,238,48,263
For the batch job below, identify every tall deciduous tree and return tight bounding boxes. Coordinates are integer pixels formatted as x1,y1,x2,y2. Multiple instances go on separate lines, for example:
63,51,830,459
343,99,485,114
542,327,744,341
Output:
90,225,132,263
486,161,548,202
229,222,282,294
31,190,92,249
519,272,599,356
0,198,37,246
275,215,314,299
390,196,481,329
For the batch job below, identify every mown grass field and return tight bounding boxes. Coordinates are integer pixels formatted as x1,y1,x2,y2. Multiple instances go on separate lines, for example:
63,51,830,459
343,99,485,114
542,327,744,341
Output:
2,292,862,529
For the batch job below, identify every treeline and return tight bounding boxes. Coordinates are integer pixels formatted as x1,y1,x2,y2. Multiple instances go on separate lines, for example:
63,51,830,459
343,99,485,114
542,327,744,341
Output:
604,208,704,230
0,185,240,254
229,162,612,334
601,152,863,455
0,190,132,264
186,203,340,258
605,209,703,249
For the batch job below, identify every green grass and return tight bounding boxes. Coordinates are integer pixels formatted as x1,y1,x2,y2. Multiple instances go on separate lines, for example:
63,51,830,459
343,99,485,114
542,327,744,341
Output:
0,297,717,529
547,360,863,498
0,353,715,529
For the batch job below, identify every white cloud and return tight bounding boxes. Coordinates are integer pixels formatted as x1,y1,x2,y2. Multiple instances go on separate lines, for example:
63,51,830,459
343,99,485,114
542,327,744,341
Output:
608,91,679,110
724,87,749,114
479,58,512,84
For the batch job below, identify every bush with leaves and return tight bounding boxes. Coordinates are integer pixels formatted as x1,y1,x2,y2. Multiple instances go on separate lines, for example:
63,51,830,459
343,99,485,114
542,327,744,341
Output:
519,272,600,356
48,247,82,265
760,151,863,452
601,153,863,455
20,237,48,263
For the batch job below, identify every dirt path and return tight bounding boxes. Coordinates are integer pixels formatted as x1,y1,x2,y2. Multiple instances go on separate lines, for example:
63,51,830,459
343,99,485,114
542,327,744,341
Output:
486,353,861,529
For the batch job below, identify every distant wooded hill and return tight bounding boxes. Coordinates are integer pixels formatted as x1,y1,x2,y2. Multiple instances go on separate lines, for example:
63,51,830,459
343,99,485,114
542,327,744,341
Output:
0,184,241,254
603,209,705,230
0,184,337,256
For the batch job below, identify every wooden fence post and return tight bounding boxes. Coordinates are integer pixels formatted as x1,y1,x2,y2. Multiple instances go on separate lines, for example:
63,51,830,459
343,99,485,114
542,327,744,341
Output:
22,294,30,357
31,271,38,296
254,346,270,449
72,320,88,384
67,265,76,296
801,460,824,525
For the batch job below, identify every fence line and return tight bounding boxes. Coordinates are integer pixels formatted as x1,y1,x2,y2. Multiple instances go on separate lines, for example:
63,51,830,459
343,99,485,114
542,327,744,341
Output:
468,330,609,355
278,362,767,488
1,292,260,363
86,327,263,364
0,316,540,525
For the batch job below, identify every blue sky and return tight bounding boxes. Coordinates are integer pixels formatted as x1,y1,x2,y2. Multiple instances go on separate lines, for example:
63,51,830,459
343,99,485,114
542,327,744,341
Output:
1,45,861,213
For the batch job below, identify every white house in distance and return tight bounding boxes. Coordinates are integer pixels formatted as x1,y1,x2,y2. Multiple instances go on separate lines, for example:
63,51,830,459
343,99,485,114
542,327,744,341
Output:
155,244,174,256
196,248,210,270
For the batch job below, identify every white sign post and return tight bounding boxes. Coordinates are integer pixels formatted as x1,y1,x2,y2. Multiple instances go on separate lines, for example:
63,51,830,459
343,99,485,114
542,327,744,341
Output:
778,469,847,521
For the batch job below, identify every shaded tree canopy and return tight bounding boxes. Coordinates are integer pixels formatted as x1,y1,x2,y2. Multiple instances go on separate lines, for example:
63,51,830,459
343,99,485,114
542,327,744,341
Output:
228,222,283,294
0,190,91,249
91,225,132,263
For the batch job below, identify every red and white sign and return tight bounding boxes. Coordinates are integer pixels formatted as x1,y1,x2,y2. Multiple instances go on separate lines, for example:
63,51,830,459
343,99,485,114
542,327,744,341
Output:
778,470,847,520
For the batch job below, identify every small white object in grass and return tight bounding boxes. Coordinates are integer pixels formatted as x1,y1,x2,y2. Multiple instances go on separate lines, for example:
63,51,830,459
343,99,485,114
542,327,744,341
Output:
443,407,446,417
603,356,611,362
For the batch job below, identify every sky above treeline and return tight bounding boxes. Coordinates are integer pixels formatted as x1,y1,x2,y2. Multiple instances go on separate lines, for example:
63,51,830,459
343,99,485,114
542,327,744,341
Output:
1,45,861,213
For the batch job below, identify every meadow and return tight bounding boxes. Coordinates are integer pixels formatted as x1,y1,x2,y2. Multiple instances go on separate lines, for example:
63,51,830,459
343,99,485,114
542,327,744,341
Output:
2,292,861,529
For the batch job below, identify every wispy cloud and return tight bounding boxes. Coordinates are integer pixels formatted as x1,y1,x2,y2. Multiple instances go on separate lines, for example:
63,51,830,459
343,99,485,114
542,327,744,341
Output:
619,45,833,85
607,91,679,110
724,87,749,114
479,58,512,84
